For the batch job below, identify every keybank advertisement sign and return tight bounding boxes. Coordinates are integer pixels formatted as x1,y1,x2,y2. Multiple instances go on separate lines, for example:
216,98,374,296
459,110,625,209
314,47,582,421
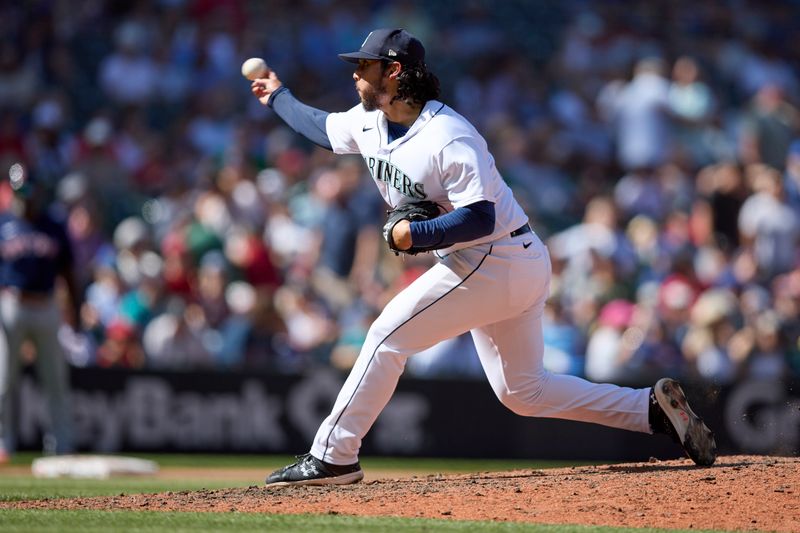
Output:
18,368,429,456
16,368,800,458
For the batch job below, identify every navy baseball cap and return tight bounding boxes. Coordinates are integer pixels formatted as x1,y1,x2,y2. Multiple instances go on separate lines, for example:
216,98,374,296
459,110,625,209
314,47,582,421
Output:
338,29,425,66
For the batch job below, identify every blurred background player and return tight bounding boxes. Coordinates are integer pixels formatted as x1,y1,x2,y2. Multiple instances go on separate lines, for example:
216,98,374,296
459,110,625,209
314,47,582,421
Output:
0,163,81,463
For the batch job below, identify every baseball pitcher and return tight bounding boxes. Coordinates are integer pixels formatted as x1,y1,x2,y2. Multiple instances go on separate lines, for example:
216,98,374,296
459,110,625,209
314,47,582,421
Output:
251,29,716,486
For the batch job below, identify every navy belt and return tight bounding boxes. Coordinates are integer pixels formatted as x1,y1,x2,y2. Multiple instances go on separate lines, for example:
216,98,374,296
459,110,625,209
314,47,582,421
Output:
510,223,532,238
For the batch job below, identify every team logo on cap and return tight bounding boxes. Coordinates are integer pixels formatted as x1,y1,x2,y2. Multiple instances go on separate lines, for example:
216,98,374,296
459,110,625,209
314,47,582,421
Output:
387,49,397,56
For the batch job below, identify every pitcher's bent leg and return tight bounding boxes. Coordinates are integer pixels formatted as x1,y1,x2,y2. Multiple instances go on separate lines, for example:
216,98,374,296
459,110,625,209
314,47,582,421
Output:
472,301,651,433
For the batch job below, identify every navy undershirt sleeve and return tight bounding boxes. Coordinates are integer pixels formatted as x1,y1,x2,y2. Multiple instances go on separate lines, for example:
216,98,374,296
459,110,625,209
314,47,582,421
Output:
410,200,496,249
268,86,333,150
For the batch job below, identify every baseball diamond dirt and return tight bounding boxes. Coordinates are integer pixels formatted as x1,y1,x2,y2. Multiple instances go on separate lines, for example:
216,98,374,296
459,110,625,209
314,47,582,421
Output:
3,455,799,531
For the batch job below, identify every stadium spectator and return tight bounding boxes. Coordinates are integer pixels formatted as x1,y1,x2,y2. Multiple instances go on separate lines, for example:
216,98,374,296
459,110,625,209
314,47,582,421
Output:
98,21,160,106
668,56,717,169
0,40,40,109
683,288,740,380
607,57,673,173
142,297,214,369
737,163,800,279
738,84,800,171
584,299,637,383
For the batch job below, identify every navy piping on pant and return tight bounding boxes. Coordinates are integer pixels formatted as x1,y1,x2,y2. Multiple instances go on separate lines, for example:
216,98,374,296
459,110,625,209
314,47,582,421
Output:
321,246,493,463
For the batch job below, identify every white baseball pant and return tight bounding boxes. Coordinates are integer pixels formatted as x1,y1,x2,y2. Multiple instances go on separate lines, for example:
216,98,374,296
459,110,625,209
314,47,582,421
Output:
311,232,651,465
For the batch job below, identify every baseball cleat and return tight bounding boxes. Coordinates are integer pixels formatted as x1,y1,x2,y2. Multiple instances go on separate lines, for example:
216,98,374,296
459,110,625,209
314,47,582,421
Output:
651,378,717,466
265,453,364,486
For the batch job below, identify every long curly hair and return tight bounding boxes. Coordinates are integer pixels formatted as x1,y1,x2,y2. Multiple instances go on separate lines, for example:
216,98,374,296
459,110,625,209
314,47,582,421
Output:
386,61,440,106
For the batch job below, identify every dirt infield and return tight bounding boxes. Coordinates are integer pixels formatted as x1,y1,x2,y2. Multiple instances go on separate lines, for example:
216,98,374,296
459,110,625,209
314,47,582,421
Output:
4,455,799,531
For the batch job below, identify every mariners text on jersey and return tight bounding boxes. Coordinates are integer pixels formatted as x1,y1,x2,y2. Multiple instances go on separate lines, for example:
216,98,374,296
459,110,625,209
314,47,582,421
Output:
364,156,426,199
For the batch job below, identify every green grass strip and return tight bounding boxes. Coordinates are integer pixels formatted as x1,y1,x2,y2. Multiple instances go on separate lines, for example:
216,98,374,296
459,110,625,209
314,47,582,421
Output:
0,509,725,533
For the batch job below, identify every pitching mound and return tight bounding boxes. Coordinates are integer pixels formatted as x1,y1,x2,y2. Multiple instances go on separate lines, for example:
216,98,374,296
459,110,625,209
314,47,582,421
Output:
5,455,799,531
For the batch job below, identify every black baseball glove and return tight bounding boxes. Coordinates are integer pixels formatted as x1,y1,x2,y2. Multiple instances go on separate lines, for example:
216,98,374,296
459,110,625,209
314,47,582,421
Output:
383,200,443,255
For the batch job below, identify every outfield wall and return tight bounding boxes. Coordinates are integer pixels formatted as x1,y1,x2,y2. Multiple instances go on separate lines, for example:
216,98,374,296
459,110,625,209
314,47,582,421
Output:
15,367,800,460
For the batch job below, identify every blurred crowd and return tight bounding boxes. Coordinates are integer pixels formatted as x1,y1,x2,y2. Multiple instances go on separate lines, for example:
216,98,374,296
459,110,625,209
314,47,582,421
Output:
1,0,800,385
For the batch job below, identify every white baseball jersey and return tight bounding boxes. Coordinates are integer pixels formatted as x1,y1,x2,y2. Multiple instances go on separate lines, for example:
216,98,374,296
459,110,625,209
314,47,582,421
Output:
310,99,652,466
326,100,529,254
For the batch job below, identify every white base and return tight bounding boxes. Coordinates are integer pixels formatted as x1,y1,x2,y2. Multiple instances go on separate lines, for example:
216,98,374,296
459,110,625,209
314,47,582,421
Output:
31,455,159,479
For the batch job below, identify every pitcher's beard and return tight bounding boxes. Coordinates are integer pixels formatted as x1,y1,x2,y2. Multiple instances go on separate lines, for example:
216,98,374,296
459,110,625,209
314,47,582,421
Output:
359,81,387,111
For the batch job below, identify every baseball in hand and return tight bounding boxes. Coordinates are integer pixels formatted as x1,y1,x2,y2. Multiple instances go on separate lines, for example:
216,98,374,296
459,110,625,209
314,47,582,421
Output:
241,57,268,80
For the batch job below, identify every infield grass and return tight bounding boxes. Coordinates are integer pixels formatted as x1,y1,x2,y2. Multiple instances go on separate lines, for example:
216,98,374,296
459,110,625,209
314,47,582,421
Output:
0,510,727,533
